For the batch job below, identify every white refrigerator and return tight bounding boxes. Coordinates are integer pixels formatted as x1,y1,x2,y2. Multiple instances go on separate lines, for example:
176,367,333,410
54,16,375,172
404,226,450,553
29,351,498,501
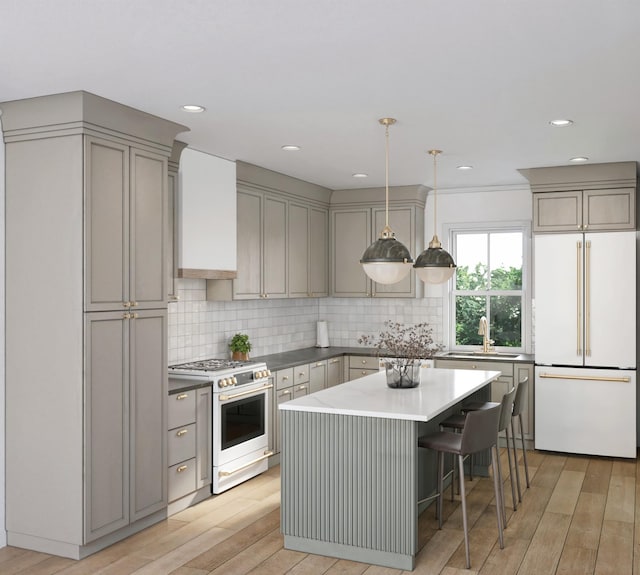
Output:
534,231,637,458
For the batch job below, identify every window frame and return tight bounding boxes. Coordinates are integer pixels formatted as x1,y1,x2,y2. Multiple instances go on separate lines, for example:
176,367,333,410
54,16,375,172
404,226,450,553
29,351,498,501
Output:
443,220,532,353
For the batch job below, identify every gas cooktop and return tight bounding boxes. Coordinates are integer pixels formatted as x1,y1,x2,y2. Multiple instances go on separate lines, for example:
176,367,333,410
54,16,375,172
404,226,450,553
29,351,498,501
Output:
169,358,258,372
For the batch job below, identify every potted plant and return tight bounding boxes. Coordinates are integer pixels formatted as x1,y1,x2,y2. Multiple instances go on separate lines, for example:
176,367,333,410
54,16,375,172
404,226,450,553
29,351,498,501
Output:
229,333,252,361
358,321,443,388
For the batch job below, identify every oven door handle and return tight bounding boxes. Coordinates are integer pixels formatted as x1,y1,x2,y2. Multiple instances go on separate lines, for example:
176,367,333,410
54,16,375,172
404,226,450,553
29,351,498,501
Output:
219,382,273,401
218,450,274,477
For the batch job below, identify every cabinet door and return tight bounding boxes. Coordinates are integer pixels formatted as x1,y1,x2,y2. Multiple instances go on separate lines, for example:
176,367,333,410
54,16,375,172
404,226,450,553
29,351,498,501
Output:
288,202,309,298
309,361,327,393
533,191,582,232
85,311,129,542
372,207,415,297
583,188,635,231
130,148,168,309
275,387,294,454
309,207,329,297
85,137,129,312
130,309,168,522
331,208,371,297
327,357,343,387
234,190,263,299
263,195,288,298
195,386,212,489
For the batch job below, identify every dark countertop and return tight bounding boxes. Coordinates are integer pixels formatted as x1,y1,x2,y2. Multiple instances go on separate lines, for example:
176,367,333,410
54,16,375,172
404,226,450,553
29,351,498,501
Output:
434,352,535,363
251,347,534,372
168,377,212,395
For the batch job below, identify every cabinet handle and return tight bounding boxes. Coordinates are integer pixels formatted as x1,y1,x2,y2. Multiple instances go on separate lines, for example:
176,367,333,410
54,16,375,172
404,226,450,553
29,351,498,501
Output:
297,385,307,390
169,294,180,302
176,393,189,400
219,451,273,477
330,359,340,364
361,360,367,364
361,370,367,375
577,241,583,356
132,301,139,307
316,362,322,367
123,301,131,308
132,313,139,319
123,312,131,319
282,375,289,381
299,372,305,376
177,465,188,473
282,389,291,395
176,429,188,437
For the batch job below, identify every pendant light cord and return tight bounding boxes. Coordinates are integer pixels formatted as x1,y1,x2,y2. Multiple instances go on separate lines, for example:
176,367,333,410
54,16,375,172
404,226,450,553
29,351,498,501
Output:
385,121,390,229
428,149,443,249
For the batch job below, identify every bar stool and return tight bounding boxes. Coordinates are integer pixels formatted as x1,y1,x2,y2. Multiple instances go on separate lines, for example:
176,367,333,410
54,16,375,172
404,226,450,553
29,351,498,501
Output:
441,387,518,524
418,403,504,569
511,377,531,502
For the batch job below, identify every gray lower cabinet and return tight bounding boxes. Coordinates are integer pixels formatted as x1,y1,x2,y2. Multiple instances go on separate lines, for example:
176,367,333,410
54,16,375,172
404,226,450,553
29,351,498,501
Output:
348,355,380,380
85,309,168,541
327,357,344,387
309,360,327,393
434,358,534,444
167,385,212,505
533,188,635,232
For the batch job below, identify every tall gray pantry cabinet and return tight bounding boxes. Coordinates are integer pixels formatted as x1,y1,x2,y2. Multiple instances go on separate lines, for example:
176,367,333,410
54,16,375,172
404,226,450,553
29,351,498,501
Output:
2,91,187,558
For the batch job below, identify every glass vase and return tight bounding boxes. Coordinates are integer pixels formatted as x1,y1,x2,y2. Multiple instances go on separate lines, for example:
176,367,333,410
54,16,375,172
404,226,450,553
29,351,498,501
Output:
384,360,421,388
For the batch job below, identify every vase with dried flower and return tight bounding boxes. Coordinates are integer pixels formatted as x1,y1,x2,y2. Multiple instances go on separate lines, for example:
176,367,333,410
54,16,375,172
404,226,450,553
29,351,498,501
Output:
358,321,443,388
229,333,252,361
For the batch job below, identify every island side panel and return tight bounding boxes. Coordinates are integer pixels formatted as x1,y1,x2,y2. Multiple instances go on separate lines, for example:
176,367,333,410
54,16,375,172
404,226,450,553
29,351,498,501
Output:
281,410,418,570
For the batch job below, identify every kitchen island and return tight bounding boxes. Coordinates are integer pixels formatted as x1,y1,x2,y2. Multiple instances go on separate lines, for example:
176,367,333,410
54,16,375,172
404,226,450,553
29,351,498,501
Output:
279,367,501,570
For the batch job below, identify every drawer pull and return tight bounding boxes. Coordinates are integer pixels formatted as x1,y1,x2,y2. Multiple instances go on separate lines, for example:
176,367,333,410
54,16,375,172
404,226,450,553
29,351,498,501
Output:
316,362,322,367
282,389,291,395
176,393,189,400
176,429,188,437
219,451,273,477
298,385,307,390
282,375,289,381
361,360,367,364
177,465,188,473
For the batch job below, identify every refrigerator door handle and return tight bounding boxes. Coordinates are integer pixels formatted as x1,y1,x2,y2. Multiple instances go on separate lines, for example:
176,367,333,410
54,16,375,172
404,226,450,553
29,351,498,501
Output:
585,240,591,357
576,240,582,357
539,372,631,383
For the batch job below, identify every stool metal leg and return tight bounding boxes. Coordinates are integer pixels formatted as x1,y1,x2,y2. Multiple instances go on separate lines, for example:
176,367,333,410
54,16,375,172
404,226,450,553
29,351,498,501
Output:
504,426,518,512
436,450,444,528
510,418,523,503
491,445,505,550
519,413,531,488
495,444,507,526
458,454,470,569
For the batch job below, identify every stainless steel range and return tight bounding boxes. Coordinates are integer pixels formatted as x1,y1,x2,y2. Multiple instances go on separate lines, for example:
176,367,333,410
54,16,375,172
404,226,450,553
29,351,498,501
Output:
169,358,273,493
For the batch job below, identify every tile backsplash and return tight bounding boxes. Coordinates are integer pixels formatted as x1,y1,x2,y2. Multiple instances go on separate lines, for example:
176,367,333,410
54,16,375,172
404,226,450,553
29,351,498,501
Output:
168,279,444,364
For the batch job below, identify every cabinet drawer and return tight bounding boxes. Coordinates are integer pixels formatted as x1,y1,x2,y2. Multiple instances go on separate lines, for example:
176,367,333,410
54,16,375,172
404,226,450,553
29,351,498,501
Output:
276,368,294,390
168,423,196,467
293,383,309,398
434,359,513,376
168,390,196,429
349,367,378,380
349,356,379,370
294,364,310,385
168,458,196,502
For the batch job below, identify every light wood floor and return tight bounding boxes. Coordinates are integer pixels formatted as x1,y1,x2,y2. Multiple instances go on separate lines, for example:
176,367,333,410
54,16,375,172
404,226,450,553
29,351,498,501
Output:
1,448,638,575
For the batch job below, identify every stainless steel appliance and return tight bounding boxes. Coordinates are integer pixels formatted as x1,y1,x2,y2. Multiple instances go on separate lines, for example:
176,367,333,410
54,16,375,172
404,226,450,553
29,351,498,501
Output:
169,359,273,493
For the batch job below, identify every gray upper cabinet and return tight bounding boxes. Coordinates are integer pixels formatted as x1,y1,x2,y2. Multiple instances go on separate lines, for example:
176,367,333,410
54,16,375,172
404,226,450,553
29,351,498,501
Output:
2,91,186,559
234,189,287,299
330,191,424,298
520,161,637,234
85,137,169,311
533,188,635,232
289,202,329,298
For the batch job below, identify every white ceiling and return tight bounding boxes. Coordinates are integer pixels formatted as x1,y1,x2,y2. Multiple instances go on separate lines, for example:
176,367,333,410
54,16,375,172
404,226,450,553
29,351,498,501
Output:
2,0,640,191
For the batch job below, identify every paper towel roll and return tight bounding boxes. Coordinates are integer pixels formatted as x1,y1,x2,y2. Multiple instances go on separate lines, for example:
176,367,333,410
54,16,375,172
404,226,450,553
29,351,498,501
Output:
316,320,329,347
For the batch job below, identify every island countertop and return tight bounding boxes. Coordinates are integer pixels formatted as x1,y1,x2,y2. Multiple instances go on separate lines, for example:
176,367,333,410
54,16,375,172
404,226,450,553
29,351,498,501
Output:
279,367,501,422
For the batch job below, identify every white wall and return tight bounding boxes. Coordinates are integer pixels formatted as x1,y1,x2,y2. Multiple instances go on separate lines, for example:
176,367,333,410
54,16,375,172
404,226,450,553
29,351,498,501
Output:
0,116,6,547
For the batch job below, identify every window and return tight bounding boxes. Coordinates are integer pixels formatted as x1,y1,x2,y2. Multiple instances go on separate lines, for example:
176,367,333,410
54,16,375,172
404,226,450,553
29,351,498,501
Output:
450,225,529,351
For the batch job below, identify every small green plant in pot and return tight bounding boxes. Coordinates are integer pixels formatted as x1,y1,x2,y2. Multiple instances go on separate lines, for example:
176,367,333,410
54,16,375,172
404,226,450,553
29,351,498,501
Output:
229,333,252,361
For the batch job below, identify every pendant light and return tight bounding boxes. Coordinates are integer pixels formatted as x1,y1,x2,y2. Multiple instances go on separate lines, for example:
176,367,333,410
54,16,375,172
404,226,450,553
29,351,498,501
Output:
360,118,413,285
414,150,457,284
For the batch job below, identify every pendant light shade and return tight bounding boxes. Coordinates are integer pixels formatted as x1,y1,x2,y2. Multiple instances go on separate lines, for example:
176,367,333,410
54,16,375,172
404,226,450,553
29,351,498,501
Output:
414,150,457,284
360,118,413,285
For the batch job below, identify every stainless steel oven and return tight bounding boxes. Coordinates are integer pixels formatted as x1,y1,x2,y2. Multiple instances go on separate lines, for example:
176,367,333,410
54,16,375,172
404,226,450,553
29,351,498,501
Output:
168,359,273,493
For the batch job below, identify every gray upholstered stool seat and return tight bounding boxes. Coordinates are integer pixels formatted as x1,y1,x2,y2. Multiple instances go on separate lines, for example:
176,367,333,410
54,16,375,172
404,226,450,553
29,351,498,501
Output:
418,403,505,569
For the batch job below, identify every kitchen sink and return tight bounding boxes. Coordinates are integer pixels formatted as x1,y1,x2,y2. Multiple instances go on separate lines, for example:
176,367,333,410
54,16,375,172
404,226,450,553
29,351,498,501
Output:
440,351,521,359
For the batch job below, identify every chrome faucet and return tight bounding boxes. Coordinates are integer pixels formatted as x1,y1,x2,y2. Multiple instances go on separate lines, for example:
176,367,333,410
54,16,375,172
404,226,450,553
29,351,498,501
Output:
478,316,494,353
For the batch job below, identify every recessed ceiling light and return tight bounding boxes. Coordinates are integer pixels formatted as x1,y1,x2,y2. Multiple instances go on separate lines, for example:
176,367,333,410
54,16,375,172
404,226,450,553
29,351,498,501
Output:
549,119,573,127
181,105,205,113
352,173,368,178
281,145,301,151
457,165,473,171
569,156,589,163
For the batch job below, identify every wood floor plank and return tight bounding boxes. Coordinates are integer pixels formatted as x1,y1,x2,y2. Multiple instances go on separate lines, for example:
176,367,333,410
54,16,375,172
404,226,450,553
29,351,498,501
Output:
208,528,284,575
531,454,566,489
168,568,209,575
545,470,585,515
555,545,597,575
581,458,613,495
562,456,590,473
594,519,634,575
185,508,280,571
611,459,636,478
287,553,338,574
10,555,75,575
362,564,403,575
245,547,307,574
603,474,635,523
476,536,529,575
0,551,54,575
411,528,464,574
563,491,606,550
323,558,370,574
516,511,571,575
